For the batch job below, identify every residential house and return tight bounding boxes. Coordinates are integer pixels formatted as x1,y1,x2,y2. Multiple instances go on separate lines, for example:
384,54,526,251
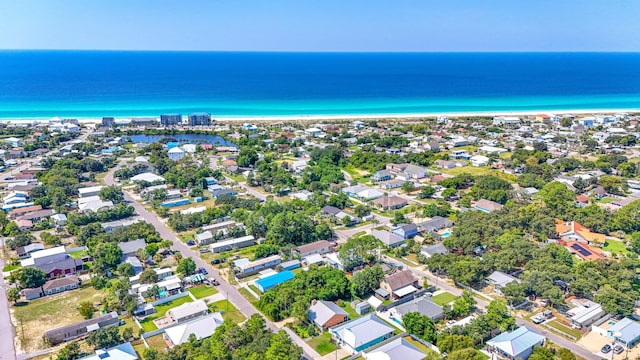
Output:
168,147,186,161
167,300,209,324
8,204,42,219
296,240,333,258
388,295,445,322
492,116,521,126
52,213,67,227
78,198,114,213
392,224,418,239
362,337,428,360
372,170,393,182
77,342,138,360
209,235,255,253
16,242,45,259
417,216,453,234
255,271,295,292
470,155,489,167
474,199,504,213
555,220,607,246
125,257,143,274
606,318,640,348
330,313,395,354
371,229,405,248
36,257,84,280
78,186,103,198
102,218,139,233
372,195,408,210
567,301,606,329
487,271,520,295
117,238,146,260
378,179,405,190
559,240,605,261
435,160,457,169
420,244,448,258
194,231,214,245
209,187,238,199
164,313,224,348
44,312,120,344
16,209,54,223
487,327,545,360
131,172,165,183
380,270,419,300
308,300,348,329
235,255,282,278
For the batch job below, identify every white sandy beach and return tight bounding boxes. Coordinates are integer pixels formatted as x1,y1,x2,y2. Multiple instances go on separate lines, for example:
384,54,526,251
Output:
1,108,638,125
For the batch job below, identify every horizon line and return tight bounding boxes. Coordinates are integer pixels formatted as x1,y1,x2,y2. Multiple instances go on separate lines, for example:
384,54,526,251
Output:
1,49,640,54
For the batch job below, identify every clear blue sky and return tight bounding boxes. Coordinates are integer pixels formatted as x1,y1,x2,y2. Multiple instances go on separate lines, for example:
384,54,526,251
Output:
1,0,639,52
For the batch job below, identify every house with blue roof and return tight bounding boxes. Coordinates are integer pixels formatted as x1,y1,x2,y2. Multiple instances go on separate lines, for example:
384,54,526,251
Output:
607,318,640,348
486,326,545,360
330,313,396,354
255,271,295,292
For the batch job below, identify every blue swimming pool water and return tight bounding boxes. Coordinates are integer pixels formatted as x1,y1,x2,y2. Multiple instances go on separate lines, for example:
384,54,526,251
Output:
440,231,451,238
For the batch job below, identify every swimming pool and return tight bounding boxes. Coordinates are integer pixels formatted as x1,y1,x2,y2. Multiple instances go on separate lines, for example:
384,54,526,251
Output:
391,317,403,326
440,231,451,238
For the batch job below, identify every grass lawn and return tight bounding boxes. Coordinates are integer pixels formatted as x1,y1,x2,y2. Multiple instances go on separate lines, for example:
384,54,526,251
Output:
212,300,246,323
238,288,259,306
431,292,458,306
2,263,20,272
339,301,361,320
404,336,440,357
441,166,517,183
139,296,193,332
189,285,218,299
307,332,338,356
249,284,262,295
603,240,632,255
228,174,245,182
68,250,89,259
12,285,104,351
145,334,169,352
597,197,615,204
133,342,148,358
546,320,582,339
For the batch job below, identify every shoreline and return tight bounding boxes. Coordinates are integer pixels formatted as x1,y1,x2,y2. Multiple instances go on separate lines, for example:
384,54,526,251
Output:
0,108,637,124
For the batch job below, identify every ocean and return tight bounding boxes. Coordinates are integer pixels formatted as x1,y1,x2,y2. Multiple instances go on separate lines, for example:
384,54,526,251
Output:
0,51,639,119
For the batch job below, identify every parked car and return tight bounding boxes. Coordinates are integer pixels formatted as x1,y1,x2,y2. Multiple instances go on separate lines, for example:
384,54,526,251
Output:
613,345,624,354
199,267,208,275
210,258,226,265
199,248,210,253
601,344,612,354
186,240,196,246
532,316,545,324
209,277,220,285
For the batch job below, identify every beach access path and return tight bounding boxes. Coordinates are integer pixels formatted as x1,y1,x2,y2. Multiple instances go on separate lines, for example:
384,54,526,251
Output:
105,162,320,360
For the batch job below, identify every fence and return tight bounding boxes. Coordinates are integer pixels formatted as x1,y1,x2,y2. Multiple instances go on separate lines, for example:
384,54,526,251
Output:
150,291,190,306
376,287,434,312
343,333,440,360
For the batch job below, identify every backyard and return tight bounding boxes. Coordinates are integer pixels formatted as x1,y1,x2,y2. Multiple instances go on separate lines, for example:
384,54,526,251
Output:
431,292,457,306
11,285,104,351
139,296,193,332
211,299,246,323
306,332,339,356
338,301,361,320
603,240,632,256
546,320,583,340
189,285,218,299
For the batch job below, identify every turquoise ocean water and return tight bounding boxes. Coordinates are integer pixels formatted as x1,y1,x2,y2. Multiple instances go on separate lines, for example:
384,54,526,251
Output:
0,51,639,119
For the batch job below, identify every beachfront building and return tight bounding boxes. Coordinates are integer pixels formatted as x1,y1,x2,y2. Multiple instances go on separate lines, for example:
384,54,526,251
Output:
486,326,545,360
160,114,183,126
188,113,212,126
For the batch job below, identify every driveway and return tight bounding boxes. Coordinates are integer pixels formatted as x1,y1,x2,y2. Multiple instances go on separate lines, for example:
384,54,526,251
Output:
105,163,320,359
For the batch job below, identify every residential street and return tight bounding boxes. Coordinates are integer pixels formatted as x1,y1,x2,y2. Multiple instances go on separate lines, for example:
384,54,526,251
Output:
105,163,320,359
0,255,17,360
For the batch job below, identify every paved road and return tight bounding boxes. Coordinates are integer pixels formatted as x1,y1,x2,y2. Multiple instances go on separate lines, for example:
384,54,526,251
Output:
0,254,17,360
210,156,268,201
105,163,319,359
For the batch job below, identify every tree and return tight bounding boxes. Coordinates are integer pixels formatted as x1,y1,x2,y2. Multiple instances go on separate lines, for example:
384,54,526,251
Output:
92,242,123,273
447,348,485,360
560,117,573,127
441,187,457,200
57,342,81,360
7,233,34,250
403,312,437,342
350,264,384,298
613,200,640,233
86,326,123,349
117,262,135,277
417,186,436,199
598,175,626,195
99,185,124,203
19,267,46,289
391,212,407,225
538,182,576,218
265,330,302,360
402,182,415,193
7,287,20,304
447,291,476,319
557,348,577,360
79,301,95,319
177,257,196,276
436,334,474,354
144,243,159,257
354,205,371,218
528,346,555,360
595,287,635,316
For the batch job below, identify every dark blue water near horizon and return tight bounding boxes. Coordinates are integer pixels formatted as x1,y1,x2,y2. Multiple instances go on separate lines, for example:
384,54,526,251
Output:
0,51,639,118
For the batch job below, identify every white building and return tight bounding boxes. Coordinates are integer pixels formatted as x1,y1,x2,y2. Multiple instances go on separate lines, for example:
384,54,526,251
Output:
168,147,186,161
